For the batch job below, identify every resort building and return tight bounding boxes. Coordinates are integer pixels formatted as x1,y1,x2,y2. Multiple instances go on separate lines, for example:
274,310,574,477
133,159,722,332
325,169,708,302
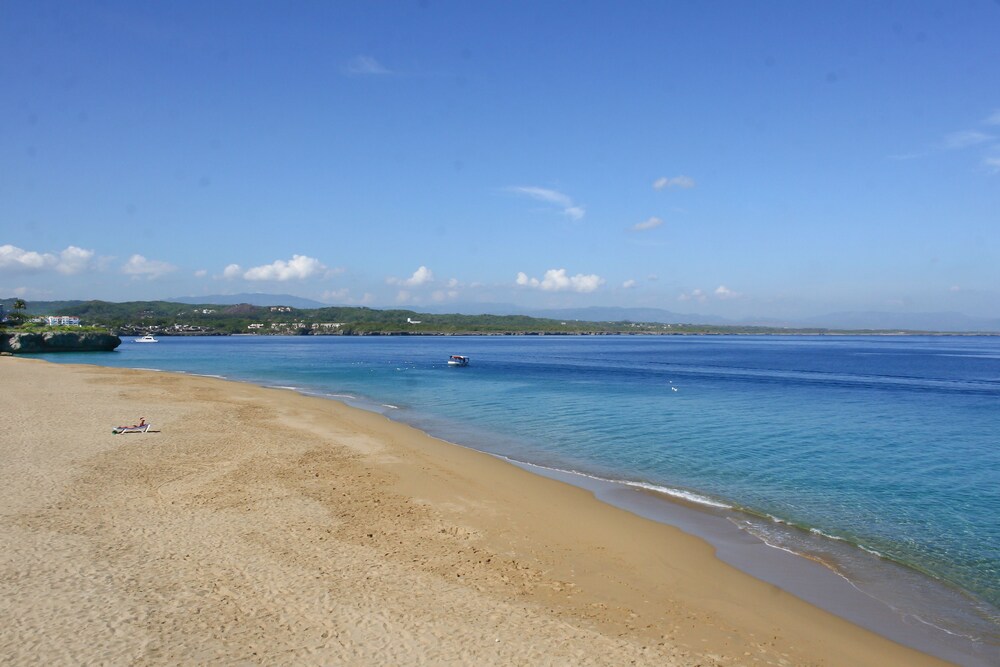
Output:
44,315,81,326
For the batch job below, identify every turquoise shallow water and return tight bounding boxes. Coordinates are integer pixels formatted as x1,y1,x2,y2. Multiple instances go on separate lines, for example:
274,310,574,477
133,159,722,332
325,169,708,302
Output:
45,334,1000,653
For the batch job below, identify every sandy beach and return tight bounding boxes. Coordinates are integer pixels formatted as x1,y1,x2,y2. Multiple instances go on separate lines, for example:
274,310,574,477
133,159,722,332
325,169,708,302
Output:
0,356,949,665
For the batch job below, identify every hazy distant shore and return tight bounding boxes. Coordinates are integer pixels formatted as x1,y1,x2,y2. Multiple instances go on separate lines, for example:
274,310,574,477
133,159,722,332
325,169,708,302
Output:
8,297,998,338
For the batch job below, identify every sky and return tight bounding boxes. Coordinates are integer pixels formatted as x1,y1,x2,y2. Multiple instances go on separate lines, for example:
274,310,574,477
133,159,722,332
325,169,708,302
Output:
2,1,999,320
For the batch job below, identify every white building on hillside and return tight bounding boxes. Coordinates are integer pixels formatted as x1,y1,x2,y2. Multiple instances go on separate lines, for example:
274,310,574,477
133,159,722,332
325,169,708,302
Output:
45,315,81,326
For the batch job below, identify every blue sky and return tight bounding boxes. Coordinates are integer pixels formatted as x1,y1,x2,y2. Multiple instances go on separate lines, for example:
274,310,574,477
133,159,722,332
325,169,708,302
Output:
2,1,998,319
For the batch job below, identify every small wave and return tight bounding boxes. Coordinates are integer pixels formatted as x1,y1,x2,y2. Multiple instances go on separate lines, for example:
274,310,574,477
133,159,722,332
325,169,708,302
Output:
810,527,850,543
270,385,300,391
903,613,986,642
741,516,883,562
509,455,984,638
859,544,887,559
732,519,853,578
728,518,992,645
194,373,227,379
623,481,732,509
751,517,895,565
490,455,733,511
382,404,399,409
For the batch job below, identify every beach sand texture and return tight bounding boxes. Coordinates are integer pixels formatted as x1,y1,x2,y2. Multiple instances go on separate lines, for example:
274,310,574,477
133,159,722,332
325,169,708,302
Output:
0,357,947,665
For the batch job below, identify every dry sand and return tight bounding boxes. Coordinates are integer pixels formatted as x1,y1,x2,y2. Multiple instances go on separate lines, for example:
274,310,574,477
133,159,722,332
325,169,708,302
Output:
0,356,949,665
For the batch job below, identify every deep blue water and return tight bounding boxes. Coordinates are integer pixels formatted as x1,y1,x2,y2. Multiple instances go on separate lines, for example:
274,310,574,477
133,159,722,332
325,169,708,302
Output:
45,334,1000,637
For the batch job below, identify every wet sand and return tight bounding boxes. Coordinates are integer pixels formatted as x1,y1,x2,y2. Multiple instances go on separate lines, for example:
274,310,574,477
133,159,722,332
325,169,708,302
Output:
0,357,949,665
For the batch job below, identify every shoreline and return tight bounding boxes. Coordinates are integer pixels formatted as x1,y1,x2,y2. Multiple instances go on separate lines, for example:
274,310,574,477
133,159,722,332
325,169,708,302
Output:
316,377,998,663
503,458,997,666
156,363,1000,649
0,356,973,664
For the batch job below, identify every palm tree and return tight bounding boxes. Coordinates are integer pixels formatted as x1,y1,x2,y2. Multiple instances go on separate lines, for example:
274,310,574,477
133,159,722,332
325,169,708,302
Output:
10,299,27,326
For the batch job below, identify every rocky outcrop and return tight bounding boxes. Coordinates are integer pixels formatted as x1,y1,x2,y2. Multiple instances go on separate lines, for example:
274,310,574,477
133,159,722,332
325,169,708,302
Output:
0,332,122,353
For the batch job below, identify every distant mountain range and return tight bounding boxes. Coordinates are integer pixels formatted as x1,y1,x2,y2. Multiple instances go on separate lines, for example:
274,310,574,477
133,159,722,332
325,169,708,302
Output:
410,304,1000,333
406,303,729,323
167,293,328,309
553,308,1000,332
526,306,734,325
791,311,1000,333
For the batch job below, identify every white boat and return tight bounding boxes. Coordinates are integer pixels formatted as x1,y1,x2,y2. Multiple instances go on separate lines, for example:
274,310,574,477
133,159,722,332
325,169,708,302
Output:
134,334,159,343
447,355,469,367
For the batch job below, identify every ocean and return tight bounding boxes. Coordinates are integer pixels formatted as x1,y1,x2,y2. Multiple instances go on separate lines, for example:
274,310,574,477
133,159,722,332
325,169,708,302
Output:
43,334,1000,663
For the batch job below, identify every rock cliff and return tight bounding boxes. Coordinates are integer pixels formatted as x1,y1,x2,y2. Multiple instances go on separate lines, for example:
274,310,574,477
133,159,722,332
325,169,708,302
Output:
1,332,122,353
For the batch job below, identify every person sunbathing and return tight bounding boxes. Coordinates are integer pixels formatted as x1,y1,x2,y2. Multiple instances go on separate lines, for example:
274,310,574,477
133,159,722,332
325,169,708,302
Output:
113,418,149,433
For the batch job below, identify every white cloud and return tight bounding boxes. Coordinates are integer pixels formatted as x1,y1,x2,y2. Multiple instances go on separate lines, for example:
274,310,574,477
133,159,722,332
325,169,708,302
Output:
344,55,391,75
679,285,741,301
632,216,663,231
0,245,55,272
714,285,741,299
678,288,706,302
322,288,374,305
941,130,994,150
516,268,604,293
194,269,208,278
622,279,637,289
431,289,459,302
896,112,1000,165
0,285,51,299
653,175,696,190
510,186,573,207
243,255,327,281
0,244,95,274
55,246,95,274
408,265,434,286
122,254,177,280
388,265,434,287
507,186,585,220
323,287,350,302
223,263,243,279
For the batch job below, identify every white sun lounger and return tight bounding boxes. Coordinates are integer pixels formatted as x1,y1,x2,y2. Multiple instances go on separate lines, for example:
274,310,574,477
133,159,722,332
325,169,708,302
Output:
112,424,151,434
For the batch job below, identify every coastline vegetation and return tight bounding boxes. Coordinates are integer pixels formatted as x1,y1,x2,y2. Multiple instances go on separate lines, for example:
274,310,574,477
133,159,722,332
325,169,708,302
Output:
1,298,954,337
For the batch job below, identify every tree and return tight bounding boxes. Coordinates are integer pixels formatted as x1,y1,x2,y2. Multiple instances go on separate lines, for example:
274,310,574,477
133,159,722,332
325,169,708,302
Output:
9,299,27,326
